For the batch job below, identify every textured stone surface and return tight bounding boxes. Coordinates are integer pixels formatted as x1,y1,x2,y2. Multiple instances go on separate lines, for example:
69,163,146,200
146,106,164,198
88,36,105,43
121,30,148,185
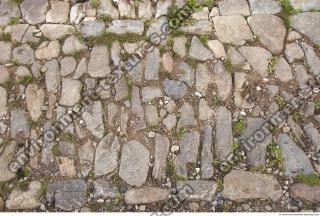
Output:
125,187,169,204
290,183,320,203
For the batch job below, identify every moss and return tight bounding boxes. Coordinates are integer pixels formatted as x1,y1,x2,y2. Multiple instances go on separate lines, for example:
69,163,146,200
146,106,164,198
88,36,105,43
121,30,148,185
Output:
59,133,77,143
216,178,223,191
17,181,29,191
186,57,198,69
52,144,61,157
0,32,12,41
159,46,167,55
90,0,100,9
0,182,12,198
114,193,123,205
172,128,186,139
198,35,209,45
297,174,320,186
203,0,216,9
223,58,233,72
9,0,23,4
72,51,81,60
85,32,143,48
275,96,286,108
9,16,20,25
292,111,302,122
211,95,221,107
315,100,320,111
97,15,112,22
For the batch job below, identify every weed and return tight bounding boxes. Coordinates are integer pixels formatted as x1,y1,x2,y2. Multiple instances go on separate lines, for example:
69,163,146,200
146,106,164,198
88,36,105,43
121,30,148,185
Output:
279,0,301,28
186,57,198,69
26,41,38,49
233,116,245,134
198,35,209,45
17,75,33,85
315,100,320,110
292,111,302,122
275,96,286,108
267,141,284,169
0,32,12,41
9,16,20,25
0,182,12,198
161,70,172,79
172,128,186,139
223,58,233,72
212,95,221,107
159,46,167,55
114,193,123,205
170,29,185,38
268,56,277,75
37,177,50,199
297,174,320,186
17,181,29,191
3,78,15,90
90,0,100,8
52,144,61,157
231,140,240,152
97,15,112,22
144,19,153,30
72,51,81,60
166,158,187,181
216,178,223,191
86,32,143,48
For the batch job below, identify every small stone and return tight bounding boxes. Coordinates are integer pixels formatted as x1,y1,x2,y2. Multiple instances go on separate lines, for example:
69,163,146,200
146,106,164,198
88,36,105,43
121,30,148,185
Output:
290,183,320,203
35,41,60,60
0,42,11,64
162,79,188,99
107,20,144,35
60,56,77,77
59,79,82,106
79,21,105,38
62,35,88,55
177,180,217,201
153,134,170,180
88,45,111,78
173,37,187,57
284,43,304,63
125,187,169,204
12,44,35,65
177,103,197,128
40,24,74,40
93,179,119,199
215,106,232,161
56,157,76,177
83,101,105,138
189,36,213,61
218,0,250,16
207,40,227,59
45,59,60,92
20,0,49,25
274,57,292,82
248,0,282,14
46,0,69,23
26,84,44,121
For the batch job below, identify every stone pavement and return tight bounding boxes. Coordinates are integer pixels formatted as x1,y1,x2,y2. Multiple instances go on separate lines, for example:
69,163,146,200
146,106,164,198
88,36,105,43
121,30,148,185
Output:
0,0,320,212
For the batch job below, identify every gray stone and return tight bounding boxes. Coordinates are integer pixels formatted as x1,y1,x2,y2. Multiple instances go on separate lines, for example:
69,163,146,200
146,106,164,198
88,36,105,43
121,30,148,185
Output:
303,123,320,151
35,41,60,60
163,79,188,99
177,61,195,87
78,141,94,164
62,35,88,55
287,116,306,148
95,133,120,176
163,114,177,131
248,0,282,14
74,57,88,80
125,187,169,204
138,0,153,19
248,15,286,54
93,179,119,199
0,141,16,182
131,87,146,131
239,46,272,78
227,47,245,66
46,179,87,211
290,183,320,203
11,109,30,138
177,103,197,128
46,0,69,23
22,26,40,44
195,63,214,95
97,0,119,19
83,101,105,138
189,36,213,61
201,126,214,179
107,20,144,35
181,20,213,35
6,181,41,210
300,42,320,76
59,79,82,106
88,45,111,78
300,101,315,117
141,86,163,103
291,12,320,45
199,99,214,121
145,105,160,126
0,66,9,84
4,24,29,43
59,141,75,156
173,37,187,57
215,106,232,161
119,140,150,186
240,118,272,167
111,41,121,66
277,133,314,177
218,0,250,16
207,40,227,59
155,0,171,18
295,65,311,89
213,61,232,102
176,131,200,177
222,170,282,201
145,48,160,80
0,87,7,116
79,21,105,38
21,0,48,24
284,43,305,63
177,180,217,201
26,84,44,121
289,0,320,11
118,0,135,18
40,24,74,40
274,57,292,82
153,134,170,180
0,0,20,26
0,42,11,64
60,56,77,77
12,44,35,65
45,59,60,92
114,78,127,101
212,15,253,45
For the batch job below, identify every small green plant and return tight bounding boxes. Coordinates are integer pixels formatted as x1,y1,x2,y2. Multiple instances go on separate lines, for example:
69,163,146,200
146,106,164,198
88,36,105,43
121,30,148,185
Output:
231,140,240,152
9,0,24,4
297,174,320,186
72,51,81,60
86,32,143,48
37,177,50,199
223,58,233,72
59,133,77,143
315,100,320,110
279,0,301,28
0,32,12,41
9,16,20,25
159,46,167,55
292,111,302,122
114,193,123,205
144,19,153,30
268,56,277,75
97,15,112,22
212,95,221,107
172,128,186,139
0,182,12,198
233,116,245,134
52,144,61,157
216,178,223,191
26,41,38,49
203,0,215,9
267,141,284,169
17,75,33,85
275,96,286,108
186,57,198,69
90,0,100,8
124,75,133,101
198,35,209,45
17,181,29,191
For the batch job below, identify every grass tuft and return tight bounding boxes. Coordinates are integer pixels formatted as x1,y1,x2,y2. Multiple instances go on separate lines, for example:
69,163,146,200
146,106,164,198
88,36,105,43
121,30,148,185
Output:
0,32,12,41
279,0,301,28
297,174,320,186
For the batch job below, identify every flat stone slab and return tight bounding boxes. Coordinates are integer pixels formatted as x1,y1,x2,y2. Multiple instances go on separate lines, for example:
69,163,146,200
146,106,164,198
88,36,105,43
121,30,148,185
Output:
222,170,282,201
290,183,320,203
125,187,169,204
177,180,217,201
